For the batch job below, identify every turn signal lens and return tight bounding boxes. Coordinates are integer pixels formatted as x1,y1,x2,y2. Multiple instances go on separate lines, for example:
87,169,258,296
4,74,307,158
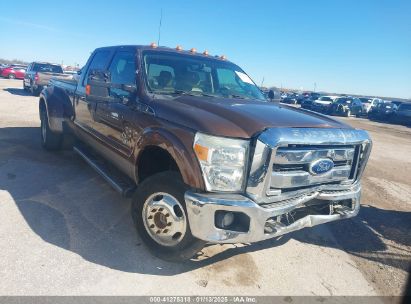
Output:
86,84,90,95
194,143,209,162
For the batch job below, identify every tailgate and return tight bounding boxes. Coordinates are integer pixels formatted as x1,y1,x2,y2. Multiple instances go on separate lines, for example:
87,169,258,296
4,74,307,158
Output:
38,72,72,85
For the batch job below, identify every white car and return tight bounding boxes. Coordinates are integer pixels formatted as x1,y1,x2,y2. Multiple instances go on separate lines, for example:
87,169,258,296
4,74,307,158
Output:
311,96,338,112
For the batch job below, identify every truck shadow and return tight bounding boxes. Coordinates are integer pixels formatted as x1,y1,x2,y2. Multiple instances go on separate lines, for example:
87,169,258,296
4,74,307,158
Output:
3,87,32,96
1,126,410,275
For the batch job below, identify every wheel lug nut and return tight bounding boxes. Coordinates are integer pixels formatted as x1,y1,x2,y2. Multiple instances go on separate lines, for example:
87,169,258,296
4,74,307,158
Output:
150,224,155,228
159,208,164,212
151,209,157,213
148,215,153,219
156,230,161,234
165,213,170,217
167,222,172,226
163,229,168,233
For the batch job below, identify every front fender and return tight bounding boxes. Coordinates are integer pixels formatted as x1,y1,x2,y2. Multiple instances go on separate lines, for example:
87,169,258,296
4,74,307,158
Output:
136,127,205,190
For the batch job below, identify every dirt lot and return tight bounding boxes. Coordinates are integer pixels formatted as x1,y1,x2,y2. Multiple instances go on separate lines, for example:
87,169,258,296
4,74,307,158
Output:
0,78,409,297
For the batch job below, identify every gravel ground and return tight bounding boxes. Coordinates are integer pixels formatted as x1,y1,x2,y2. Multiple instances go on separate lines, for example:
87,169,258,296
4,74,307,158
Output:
0,78,409,297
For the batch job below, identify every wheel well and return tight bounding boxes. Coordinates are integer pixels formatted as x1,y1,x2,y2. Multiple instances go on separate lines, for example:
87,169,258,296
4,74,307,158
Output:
137,146,180,182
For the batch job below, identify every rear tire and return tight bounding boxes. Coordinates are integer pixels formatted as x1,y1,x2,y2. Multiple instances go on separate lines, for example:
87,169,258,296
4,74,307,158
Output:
8,74,16,79
132,171,206,262
40,109,62,150
30,82,41,96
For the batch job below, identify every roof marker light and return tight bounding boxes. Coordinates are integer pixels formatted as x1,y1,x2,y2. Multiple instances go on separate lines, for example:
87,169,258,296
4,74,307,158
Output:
176,45,183,51
150,42,158,48
190,48,197,54
220,55,227,60
203,50,209,56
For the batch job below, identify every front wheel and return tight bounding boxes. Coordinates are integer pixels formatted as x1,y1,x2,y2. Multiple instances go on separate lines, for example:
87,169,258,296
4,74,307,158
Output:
132,171,206,262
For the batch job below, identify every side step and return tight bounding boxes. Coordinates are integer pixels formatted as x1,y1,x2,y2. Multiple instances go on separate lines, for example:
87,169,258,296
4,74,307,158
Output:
73,145,136,197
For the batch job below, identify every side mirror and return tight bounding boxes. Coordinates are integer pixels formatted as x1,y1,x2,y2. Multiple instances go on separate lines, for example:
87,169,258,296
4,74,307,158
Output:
122,84,137,93
268,90,275,101
88,69,111,83
77,69,82,75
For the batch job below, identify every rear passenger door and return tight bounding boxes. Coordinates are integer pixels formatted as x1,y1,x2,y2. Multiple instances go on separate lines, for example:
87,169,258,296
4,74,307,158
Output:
74,49,113,133
93,50,137,157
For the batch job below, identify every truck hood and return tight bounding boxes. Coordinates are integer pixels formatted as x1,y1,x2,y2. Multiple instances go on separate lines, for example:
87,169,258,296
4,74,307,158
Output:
154,95,352,139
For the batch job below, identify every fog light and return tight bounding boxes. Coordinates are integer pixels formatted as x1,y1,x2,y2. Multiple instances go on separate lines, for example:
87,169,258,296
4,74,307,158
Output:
215,211,235,229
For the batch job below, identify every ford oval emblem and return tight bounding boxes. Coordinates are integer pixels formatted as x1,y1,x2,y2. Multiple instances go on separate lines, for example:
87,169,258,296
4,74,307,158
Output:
309,158,334,175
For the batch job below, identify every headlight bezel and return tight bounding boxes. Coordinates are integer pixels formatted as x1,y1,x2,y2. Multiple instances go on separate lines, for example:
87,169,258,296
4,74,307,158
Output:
193,132,250,193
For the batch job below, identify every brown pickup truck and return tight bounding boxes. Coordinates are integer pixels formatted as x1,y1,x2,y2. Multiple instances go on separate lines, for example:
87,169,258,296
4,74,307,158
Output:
39,44,372,261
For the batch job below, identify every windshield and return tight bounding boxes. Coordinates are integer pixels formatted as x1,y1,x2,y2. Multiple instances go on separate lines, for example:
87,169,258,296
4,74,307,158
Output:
143,51,266,101
335,98,351,104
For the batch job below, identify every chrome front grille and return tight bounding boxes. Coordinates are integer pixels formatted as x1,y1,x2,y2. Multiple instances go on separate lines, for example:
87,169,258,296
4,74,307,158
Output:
246,128,372,205
269,146,357,191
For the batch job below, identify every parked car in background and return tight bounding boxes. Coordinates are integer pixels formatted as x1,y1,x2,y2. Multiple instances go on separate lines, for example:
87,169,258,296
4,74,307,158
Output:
297,92,321,104
281,92,299,104
389,103,411,126
310,95,338,113
0,66,26,79
329,97,362,117
351,97,372,116
368,101,396,121
24,62,71,96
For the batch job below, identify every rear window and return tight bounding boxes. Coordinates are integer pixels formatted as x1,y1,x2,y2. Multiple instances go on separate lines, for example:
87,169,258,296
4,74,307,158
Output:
33,63,63,73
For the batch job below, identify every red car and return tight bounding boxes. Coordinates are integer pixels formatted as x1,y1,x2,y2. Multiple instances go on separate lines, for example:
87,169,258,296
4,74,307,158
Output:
1,66,26,79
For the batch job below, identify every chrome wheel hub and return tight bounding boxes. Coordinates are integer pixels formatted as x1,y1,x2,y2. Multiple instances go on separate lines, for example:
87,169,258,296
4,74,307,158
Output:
142,192,187,247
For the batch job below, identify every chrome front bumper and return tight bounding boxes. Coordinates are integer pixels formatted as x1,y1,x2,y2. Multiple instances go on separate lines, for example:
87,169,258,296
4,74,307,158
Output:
185,184,361,243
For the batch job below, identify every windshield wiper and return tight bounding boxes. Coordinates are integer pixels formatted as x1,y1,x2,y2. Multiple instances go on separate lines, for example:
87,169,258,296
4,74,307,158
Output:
172,90,216,98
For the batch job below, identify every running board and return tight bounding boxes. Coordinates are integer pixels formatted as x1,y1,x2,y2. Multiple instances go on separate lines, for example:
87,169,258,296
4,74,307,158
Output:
73,145,136,197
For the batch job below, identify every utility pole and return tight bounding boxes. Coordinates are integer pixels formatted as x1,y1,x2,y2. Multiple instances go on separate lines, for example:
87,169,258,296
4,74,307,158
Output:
157,8,163,46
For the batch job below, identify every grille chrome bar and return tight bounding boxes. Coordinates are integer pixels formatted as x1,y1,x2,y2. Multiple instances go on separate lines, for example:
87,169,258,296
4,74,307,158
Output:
274,147,355,164
270,165,351,189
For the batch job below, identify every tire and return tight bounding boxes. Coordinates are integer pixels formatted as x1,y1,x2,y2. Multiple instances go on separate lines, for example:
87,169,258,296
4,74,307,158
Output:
345,110,351,117
40,109,62,150
132,171,206,262
8,74,16,79
30,82,41,96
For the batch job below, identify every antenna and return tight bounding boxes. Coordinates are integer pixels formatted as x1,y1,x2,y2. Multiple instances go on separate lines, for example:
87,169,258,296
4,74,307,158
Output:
260,76,265,87
157,8,163,46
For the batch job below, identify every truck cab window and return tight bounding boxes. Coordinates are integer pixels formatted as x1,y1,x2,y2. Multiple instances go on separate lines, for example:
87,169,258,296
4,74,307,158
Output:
83,50,111,86
108,51,136,85
108,51,136,100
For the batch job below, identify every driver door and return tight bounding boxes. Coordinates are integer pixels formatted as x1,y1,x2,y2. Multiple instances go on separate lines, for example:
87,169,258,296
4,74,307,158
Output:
93,50,138,158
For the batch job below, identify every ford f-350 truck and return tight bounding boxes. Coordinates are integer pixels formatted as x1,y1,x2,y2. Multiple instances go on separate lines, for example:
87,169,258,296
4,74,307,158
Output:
39,44,372,261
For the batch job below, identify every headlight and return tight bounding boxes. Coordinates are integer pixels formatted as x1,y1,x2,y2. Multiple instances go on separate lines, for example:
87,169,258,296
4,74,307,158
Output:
193,133,249,192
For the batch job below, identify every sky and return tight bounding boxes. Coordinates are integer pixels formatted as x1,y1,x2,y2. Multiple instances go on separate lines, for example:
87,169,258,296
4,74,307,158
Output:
1,0,410,99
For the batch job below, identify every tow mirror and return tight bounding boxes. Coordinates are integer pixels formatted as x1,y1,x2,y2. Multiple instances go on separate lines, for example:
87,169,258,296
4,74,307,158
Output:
122,84,137,93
